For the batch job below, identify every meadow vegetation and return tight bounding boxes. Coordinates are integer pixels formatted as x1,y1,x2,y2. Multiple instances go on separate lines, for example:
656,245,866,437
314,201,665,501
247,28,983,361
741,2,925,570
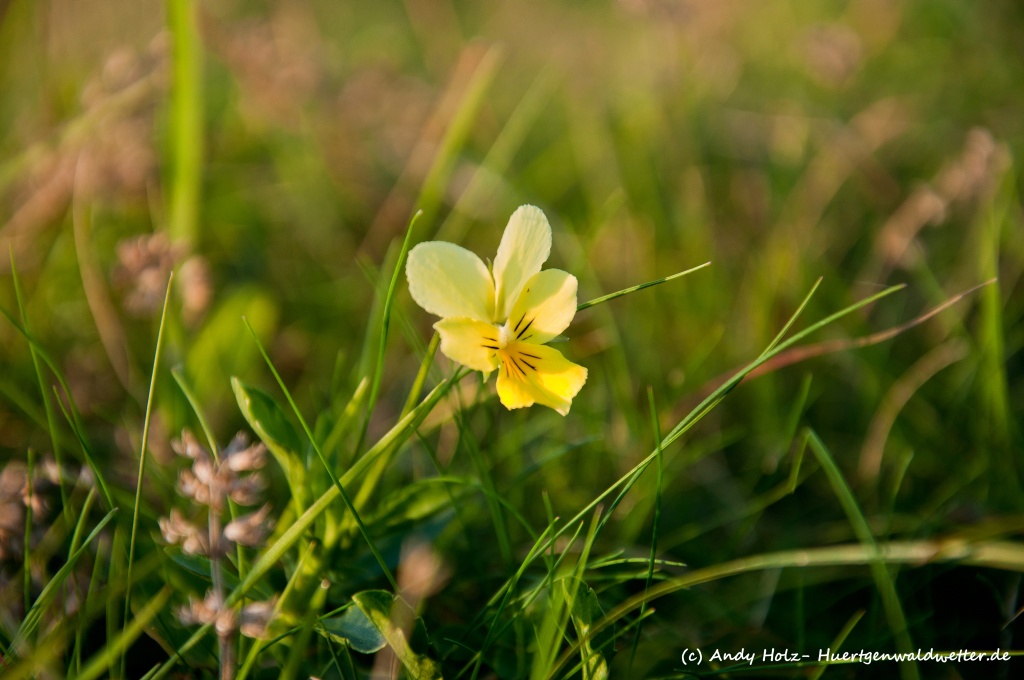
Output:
0,1,1022,678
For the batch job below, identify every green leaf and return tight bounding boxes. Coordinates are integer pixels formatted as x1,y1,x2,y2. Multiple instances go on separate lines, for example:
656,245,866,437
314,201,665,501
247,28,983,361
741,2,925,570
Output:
353,590,444,679
565,579,608,680
568,580,603,633
321,606,387,654
232,377,308,509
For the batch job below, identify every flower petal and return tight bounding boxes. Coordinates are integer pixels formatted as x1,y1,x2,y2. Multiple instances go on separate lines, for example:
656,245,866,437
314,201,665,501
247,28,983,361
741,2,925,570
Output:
496,343,587,416
434,318,501,372
505,269,578,345
407,242,495,321
492,205,552,322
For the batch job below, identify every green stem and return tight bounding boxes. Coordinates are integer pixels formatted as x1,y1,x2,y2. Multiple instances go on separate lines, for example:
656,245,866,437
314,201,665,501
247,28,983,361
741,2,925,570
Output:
166,0,203,248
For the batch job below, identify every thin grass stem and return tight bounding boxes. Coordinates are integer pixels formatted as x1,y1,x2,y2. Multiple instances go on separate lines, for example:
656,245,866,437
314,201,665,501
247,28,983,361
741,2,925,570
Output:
122,272,174,677
576,261,711,311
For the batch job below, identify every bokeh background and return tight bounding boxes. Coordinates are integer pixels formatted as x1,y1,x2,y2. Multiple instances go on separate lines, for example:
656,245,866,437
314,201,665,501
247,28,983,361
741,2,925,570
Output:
1,0,1022,678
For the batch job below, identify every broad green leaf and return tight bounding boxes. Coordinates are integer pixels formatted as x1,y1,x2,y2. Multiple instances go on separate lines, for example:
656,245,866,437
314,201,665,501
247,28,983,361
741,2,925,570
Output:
232,377,308,509
321,606,387,654
565,579,608,680
353,590,443,680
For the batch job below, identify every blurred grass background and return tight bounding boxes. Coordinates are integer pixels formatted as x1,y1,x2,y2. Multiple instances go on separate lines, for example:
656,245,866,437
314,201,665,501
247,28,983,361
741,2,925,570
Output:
1,0,1023,678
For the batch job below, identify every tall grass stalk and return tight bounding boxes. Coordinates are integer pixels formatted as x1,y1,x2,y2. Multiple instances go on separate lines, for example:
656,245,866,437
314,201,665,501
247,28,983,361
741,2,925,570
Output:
122,272,173,678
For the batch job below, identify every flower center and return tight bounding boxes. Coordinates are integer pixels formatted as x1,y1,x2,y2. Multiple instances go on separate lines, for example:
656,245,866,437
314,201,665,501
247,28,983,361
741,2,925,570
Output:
497,323,514,349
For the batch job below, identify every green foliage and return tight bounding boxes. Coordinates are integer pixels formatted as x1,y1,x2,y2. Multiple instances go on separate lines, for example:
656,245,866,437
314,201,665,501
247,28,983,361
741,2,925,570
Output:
1,1,1023,678
321,605,387,655
232,377,308,508
354,590,444,679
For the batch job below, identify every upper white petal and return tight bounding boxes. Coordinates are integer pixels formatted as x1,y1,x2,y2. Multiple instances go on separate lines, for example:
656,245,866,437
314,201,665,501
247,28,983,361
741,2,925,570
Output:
492,205,552,322
406,241,495,321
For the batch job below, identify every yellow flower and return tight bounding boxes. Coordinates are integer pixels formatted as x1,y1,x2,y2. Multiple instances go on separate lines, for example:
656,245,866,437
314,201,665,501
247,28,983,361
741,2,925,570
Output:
406,205,587,415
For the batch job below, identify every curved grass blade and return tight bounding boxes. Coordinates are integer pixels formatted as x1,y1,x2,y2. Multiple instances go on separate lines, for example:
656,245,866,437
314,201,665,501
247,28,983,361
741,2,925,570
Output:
9,251,68,517
805,429,918,680
0,302,114,509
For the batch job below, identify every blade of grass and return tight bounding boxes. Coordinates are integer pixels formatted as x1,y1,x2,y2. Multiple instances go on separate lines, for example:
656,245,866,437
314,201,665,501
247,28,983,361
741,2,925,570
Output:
72,163,133,390
51,385,115,509
805,428,918,680
73,517,108,674
322,376,369,467
0,302,115,509
661,283,906,450
356,209,423,455
166,0,203,247
107,531,124,678
122,271,173,677
740,279,994,384
528,508,602,680
857,339,969,482
66,487,98,566
782,373,813,476
235,543,317,680
402,332,440,417
576,261,711,311
629,387,664,678
9,250,69,520
458,410,514,570
809,609,865,680
759,276,823,359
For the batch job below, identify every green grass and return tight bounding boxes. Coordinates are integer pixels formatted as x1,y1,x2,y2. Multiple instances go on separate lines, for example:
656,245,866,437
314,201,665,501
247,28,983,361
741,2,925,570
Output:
1,1,1023,678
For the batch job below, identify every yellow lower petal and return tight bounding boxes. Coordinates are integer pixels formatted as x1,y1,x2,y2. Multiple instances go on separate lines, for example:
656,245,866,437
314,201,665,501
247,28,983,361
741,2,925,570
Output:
496,342,587,416
434,318,501,372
